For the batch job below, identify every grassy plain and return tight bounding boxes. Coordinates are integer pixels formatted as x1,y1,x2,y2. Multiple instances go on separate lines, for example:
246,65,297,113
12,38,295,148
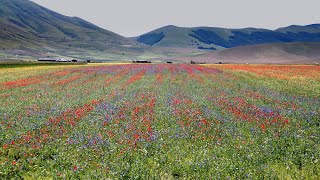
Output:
0,63,319,179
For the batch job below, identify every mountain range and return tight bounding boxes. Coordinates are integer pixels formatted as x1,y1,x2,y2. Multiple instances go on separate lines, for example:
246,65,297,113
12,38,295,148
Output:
0,0,319,64
190,42,320,64
136,25,320,49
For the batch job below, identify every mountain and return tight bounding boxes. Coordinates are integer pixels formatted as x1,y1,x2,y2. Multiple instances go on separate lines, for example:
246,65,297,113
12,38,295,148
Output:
183,42,320,64
0,0,319,64
276,24,320,33
0,18,44,48
0,0,131,50
136,24,320,49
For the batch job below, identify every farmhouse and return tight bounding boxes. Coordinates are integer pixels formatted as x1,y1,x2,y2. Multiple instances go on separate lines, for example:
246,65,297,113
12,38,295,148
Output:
190,60,206,64
57,58,69,62
38,58,70,62
38,58,60,62
132,60,151,63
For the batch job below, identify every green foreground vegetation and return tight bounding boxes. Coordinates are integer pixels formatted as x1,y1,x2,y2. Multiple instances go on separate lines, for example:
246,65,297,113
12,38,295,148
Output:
0,64,319,179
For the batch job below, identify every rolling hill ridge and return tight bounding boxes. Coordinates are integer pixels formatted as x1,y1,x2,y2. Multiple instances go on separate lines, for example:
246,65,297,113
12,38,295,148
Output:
0,0,319,64
136,25,320,49
171,42,320,64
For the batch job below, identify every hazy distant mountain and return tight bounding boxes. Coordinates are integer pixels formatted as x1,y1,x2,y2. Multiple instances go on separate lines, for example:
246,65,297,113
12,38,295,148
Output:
0,0,131,50
276,24,320,33
189,42,320,64
136,25,320,49
0,0,319,64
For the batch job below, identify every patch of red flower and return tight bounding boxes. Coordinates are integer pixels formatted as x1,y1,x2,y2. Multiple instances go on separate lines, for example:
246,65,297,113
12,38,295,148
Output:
127,69,146,84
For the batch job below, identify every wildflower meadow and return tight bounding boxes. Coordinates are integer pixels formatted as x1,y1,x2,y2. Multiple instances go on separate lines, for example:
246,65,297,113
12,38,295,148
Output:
0,64,319,179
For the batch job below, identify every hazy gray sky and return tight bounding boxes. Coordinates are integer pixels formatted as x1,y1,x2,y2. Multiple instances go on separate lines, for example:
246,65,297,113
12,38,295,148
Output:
31,0,320,37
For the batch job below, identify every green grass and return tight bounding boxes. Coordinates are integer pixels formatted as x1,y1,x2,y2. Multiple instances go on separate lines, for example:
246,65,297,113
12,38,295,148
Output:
0,62,87,69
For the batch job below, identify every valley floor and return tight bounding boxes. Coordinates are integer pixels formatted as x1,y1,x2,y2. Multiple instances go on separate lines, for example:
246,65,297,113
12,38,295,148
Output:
0,63,319,179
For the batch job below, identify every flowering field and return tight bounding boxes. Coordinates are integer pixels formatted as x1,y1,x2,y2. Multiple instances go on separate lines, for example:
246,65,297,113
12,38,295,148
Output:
0,64,319,179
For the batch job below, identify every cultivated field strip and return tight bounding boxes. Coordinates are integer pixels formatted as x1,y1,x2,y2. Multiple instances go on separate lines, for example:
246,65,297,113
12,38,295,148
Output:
0,64,319,179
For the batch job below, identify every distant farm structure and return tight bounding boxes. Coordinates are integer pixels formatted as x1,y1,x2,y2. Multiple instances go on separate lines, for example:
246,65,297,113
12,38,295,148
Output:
38,58,62,62
190,60,206,64
38,58,85,63
132,60,152,63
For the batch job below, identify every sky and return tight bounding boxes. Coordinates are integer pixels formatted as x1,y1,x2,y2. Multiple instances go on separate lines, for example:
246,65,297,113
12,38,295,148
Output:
30,0,320,37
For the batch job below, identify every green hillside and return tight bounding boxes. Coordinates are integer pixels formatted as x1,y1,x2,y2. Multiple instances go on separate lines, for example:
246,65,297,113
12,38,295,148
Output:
193,42,320,64
137,24,320,49
0,0,132,51
0,19,43,49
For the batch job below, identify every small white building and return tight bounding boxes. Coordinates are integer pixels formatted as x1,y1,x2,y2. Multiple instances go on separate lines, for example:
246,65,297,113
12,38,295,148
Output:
38,58,70,62
38,58,60,62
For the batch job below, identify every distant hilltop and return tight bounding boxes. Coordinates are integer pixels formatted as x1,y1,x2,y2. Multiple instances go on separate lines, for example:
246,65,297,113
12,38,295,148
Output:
136,24,320,49
0,0,319,64
0,0,133,50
